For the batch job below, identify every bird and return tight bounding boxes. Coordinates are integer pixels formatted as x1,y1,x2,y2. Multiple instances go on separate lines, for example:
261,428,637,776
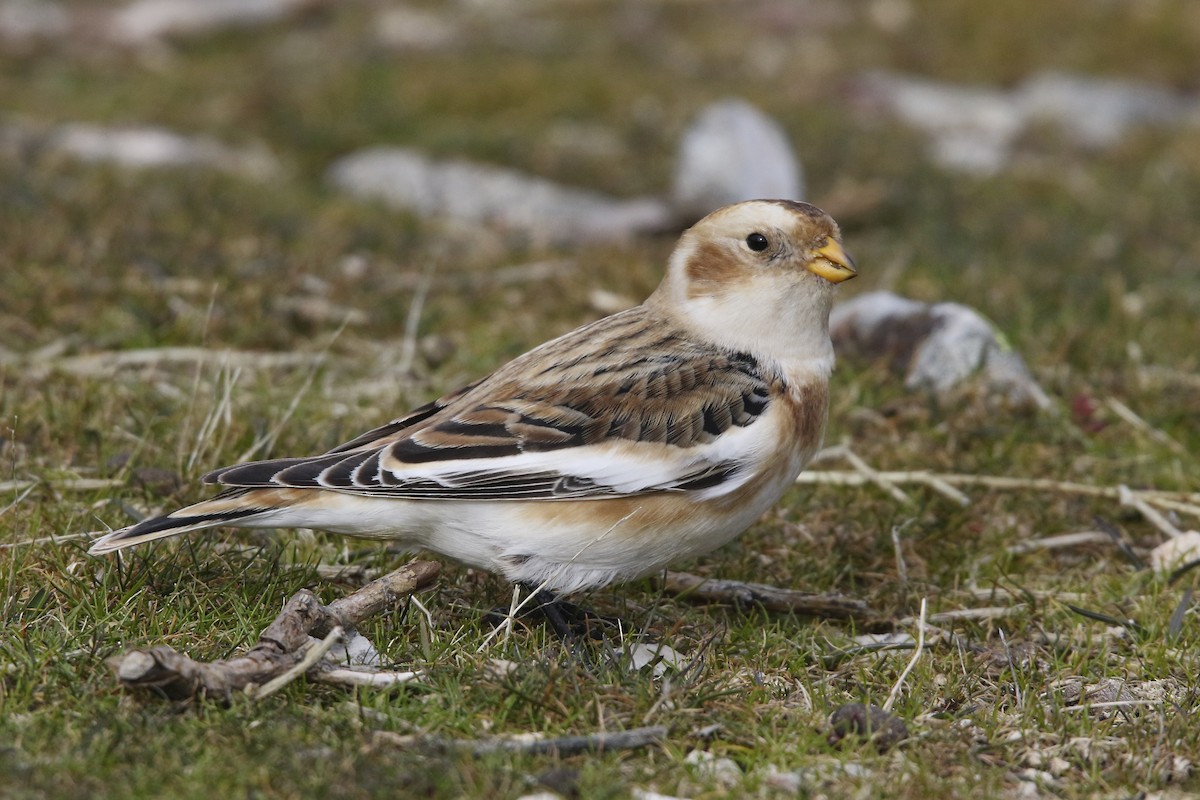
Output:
88,199,857,601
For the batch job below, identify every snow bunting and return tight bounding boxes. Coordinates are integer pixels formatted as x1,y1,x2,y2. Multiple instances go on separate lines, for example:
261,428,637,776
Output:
89,200,857,594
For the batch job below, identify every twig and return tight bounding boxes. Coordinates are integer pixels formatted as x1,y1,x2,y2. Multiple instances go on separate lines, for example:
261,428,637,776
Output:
316,668,423,688
918,606,1025,624
1106,397,1186,455
883,597,926,713
314,564,382,583
374,725,668,757
0,531,94,551
0,482,37,520
0,478,124,493
998,628,1022,707
661,571,879,622
109,559,440,703
28,347,322,377
250,626,344,700
825,444,911,504
891,519,913,587
395,263,435,377
796,470,1200,519
1063,699,1163,712
1006,531,1114,555
1118,484,1182,539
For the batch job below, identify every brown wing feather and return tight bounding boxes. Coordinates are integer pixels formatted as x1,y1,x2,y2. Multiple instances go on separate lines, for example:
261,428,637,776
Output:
206,306,779,499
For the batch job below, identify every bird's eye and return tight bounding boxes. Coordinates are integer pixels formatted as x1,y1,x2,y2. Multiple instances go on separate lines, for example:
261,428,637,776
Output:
746,232,769,252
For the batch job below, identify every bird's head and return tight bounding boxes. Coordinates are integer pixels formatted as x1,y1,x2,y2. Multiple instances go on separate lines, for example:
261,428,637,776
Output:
651,199,856,368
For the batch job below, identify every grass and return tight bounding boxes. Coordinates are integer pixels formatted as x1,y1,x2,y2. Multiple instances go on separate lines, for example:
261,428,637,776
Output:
3,1,1200,797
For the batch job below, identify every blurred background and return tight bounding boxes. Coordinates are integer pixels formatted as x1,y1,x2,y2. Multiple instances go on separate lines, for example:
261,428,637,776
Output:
2,2,1199,796
2,0,1198,367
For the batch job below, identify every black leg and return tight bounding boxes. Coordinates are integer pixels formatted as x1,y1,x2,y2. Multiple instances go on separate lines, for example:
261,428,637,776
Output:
484,585,623,642
522,586,622,641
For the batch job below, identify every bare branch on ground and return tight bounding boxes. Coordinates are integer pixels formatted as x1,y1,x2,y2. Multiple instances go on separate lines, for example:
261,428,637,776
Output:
661,571,880,623
373,724,668,756
108,559,440,703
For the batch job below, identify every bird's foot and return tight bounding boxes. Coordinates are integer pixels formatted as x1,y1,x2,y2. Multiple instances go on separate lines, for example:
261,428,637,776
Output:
484,587,622,642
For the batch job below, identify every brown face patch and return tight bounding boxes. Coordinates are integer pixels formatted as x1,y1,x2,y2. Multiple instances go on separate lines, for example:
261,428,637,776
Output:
684,239,751,299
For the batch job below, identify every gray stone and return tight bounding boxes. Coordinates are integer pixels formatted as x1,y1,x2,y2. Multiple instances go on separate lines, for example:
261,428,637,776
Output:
47,124,280,178
672,99,803,221
327,147,671,245
0,0,69,41
1016,70,1196,148
830,290,1052,411
854,71,1023,175
107,0,313,43
856,69,1200,174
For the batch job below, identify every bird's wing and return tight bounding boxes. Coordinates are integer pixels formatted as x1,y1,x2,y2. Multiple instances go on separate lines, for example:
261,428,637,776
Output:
204,307,786,501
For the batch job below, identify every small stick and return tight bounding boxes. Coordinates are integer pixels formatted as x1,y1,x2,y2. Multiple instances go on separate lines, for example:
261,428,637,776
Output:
661,571,879,622
883,597,926,713
891,519,913,587
1119,484,1182,539
29,346,322,377
251,626,344,700
796,471,1200,517
0,478,124,494
375,725,668,757
831,445,912,504
1006,531,1113,554
0,531,94,551
110,559,440,703
1106,397,1186,454
316,668,423,688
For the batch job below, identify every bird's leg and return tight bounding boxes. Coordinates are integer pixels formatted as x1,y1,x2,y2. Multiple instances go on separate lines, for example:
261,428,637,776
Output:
484,585,621,642
524,587,622,641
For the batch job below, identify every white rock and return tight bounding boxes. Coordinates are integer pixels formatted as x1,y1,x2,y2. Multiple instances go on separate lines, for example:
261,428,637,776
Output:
631,790,690,800
624,642,687,678
1016,71,1195,149
830,290,1052,410
684,750,742,788
672,99,804,221
376,6,459,52
323,629,381,667
857,69,1200,174
327,147,671,245
108,0,311,43
48,124,280,179
0,0,69,41
1150,531,1200,576
855,71,1023,175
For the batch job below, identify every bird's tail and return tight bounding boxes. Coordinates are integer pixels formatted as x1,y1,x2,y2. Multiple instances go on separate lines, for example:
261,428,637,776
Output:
87,489,270,554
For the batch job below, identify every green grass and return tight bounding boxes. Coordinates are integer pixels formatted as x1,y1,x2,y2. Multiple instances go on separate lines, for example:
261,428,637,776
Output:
3,1,1200,797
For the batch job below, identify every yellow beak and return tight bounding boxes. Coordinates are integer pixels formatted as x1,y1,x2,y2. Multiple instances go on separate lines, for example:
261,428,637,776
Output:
808,239,858,284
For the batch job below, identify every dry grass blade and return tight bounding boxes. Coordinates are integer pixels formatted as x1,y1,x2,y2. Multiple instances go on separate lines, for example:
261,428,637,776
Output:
883,597,926,714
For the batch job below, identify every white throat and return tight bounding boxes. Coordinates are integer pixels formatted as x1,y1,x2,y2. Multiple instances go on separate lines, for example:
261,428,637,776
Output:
653,246,837,381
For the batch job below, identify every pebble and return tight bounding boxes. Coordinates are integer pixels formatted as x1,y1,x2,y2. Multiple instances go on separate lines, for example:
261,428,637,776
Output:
672,99,804,222
326,147,671,245
830,291,1052,411
47,123,280,179
107,0,313,44
855,69,1200,174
